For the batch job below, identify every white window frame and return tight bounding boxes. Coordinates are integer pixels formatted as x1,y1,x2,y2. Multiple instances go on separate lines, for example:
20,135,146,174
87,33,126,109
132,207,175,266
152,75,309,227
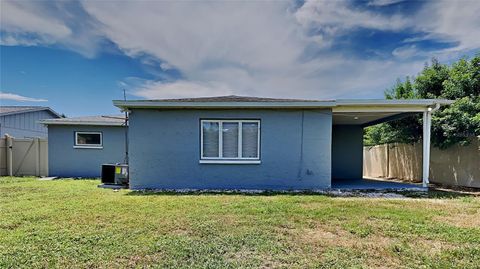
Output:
74,131,103,149
200,119,260,164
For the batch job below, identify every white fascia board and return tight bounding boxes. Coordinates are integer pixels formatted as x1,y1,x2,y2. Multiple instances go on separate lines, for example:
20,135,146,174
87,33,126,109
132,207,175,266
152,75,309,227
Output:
336,99,453,106
112,100,337,109
113,99,453,111
38,120,125,126
333,105,429,113
333,99,453,113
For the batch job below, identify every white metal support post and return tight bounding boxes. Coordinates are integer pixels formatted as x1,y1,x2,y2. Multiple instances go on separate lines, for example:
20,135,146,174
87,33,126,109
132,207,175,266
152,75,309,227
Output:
422,109,432,188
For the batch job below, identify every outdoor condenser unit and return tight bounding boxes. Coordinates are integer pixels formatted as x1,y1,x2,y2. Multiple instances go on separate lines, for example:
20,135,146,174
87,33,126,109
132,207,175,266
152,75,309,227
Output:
101,164,129,185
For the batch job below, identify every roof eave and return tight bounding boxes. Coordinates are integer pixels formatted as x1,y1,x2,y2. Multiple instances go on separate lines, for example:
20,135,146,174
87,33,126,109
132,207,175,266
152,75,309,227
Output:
335,99,453,106
38,120,125,126
112,100,337,109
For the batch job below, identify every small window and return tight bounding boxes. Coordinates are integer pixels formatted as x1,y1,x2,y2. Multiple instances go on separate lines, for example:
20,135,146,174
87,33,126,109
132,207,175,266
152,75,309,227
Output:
201,120,260,163
74,132,102,148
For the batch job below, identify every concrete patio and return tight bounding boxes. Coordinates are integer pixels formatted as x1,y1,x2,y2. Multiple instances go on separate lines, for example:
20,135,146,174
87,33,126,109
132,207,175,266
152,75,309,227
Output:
332,178,425,190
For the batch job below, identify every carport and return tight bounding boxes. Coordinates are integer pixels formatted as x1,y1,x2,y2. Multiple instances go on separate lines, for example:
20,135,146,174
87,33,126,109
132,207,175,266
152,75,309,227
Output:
331,99,452,189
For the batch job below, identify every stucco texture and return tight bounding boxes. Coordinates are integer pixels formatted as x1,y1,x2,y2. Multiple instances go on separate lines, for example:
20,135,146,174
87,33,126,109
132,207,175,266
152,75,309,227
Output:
128,109,332,190
48,125,126,177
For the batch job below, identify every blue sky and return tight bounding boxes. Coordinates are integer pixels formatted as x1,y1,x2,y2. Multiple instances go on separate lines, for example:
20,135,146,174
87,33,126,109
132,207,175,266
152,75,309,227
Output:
1,0,479,116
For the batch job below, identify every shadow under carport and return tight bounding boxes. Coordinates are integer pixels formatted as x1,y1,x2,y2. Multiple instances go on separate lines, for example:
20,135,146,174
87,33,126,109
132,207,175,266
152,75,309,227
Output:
331,178,424,190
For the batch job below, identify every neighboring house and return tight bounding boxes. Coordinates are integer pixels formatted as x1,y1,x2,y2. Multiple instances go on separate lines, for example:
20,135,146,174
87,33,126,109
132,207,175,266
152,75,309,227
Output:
112,95,451,190
0,106,61,138
40,115,127,178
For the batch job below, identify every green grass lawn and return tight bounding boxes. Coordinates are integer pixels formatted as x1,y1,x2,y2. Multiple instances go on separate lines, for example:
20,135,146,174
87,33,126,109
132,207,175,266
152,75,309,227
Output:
1,177,479,268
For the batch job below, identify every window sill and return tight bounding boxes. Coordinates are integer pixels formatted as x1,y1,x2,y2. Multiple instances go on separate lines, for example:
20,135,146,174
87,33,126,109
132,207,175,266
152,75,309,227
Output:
199,160,261,164
73,146,103,149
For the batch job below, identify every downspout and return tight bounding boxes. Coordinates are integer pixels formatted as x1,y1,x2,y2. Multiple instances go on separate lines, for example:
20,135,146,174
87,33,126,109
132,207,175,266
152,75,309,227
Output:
430,103,441,114
123,89,129,166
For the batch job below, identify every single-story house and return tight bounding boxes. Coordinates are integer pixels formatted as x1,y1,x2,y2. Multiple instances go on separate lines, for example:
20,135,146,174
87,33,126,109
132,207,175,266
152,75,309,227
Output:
112,95,451,190
40,115,127,178
0,106,61,138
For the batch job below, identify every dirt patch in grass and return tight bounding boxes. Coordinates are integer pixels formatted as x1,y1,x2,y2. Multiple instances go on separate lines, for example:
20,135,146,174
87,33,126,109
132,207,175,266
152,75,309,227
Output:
434,213,480,228
295,225,402,268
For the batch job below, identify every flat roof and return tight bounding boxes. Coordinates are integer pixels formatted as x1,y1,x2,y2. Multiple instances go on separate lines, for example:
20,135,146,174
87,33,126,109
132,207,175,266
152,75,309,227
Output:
113,95,452,110
39,115,126,126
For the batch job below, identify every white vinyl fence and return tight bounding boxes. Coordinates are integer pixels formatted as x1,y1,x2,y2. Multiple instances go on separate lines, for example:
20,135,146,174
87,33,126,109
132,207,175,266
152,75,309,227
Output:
0,135,48,177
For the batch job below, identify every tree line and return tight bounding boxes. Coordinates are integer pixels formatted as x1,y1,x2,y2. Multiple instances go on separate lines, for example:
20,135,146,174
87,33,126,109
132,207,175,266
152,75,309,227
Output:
364,54,480,149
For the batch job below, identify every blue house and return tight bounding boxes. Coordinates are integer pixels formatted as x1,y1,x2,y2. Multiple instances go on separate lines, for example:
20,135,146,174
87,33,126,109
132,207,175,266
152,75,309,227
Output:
40,115,127,178
113,95,451,190
0,106,61,138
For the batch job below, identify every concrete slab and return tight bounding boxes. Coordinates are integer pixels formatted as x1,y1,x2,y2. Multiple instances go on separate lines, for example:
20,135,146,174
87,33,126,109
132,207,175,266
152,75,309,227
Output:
98,184,128,189
332,178,425,191
38,177,57,181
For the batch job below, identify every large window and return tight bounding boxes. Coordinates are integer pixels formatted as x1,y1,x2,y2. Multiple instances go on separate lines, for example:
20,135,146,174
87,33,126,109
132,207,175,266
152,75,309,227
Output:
201,120,260,163
74,131,103,148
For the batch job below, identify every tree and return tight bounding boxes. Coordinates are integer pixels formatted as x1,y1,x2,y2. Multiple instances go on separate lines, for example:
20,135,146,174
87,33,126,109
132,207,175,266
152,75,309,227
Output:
364,54,480,149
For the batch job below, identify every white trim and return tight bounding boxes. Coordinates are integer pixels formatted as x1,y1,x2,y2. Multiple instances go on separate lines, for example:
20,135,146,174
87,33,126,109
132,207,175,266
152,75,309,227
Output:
73,146,104,149
200,119,260,161
333,106,428,113
238,122,242,158
113,100,336,109
219,122,223,158
113,99,452,110
40,121,124,126
199,160,261,164
335,99,453,106
74,131,103,148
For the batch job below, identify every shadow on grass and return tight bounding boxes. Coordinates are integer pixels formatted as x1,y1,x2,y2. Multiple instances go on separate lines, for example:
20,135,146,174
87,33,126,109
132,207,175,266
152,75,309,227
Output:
400,190,474,199
124,188,478,199
125,190,331,197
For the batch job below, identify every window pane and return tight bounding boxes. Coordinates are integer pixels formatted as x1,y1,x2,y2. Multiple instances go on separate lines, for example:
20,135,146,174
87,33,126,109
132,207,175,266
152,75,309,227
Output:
202,122,219,157
77,133,101,145
242,122,258,158
222,122,239,158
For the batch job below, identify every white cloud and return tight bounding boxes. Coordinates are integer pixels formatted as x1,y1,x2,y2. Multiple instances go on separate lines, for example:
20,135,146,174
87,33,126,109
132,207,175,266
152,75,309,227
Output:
295,0,410,35
131,80,234,99
1,1,479,100
416,0,480,51
0,92,48,102
0,0,104,57
392,45,419,59
84,1,424,99
367,0,405,7
0,1,71,42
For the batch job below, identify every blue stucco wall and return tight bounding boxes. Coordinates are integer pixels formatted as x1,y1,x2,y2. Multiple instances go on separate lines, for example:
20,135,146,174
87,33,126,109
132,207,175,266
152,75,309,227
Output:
331,125,363,180
128,109,332,190
0,110,58,138
48,125,126,178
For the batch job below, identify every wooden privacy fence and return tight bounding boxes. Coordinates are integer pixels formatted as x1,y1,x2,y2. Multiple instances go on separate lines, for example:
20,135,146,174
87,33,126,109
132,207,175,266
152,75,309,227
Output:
0,135,48,177
363,137,480,188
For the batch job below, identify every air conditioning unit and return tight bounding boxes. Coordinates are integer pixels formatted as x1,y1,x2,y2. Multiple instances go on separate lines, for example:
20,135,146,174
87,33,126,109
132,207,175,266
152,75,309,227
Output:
101,164,129,185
